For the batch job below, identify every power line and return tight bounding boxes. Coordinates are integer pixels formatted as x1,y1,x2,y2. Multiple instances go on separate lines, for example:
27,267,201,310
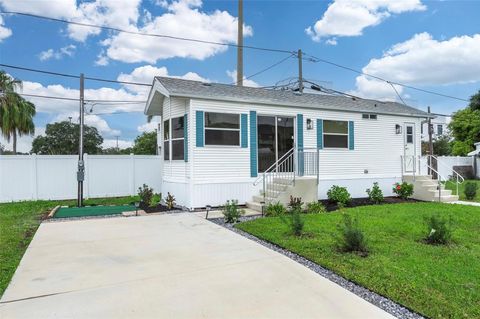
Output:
1,11,294,55
16,92,146,103
303,53,469,102
0,63,152,87
230,53,295,85
388,82,407,105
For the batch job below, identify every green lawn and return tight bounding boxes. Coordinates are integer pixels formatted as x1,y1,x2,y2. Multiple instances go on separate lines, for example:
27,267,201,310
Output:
236,203,480,319
0,196,138,297
446,179,480,201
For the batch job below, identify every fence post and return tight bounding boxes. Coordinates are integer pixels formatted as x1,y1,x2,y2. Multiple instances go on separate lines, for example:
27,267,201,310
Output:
84,153,90,199
130,153,135,196
32,153,38,200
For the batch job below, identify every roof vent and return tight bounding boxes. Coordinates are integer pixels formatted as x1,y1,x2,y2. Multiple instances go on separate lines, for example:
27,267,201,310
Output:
293,91,302,96
202,82,212,87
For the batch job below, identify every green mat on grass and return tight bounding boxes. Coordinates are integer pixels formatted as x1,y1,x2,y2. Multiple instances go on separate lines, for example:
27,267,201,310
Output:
54,205,136,218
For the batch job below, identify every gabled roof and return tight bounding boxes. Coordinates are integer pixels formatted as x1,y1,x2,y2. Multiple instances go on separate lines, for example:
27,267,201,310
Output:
147,76,431,118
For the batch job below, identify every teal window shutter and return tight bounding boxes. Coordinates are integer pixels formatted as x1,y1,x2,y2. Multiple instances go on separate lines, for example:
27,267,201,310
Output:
241,114,248,148
297,114,304,176
250,111,257,177
348,121,354,150
184,114,188,162
316,119,323,149
196,111,204,147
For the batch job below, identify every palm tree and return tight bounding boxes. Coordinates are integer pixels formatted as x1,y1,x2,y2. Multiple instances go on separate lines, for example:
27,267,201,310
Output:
1,94,36,154
0,71,36,154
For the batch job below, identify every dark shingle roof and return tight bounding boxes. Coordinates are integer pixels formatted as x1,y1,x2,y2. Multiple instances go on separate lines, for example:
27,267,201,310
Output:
155,76,429,118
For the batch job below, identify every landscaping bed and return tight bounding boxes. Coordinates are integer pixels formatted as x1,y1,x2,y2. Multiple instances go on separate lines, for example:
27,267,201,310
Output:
320,196,418,212
139,202,180,213
235,202,480,319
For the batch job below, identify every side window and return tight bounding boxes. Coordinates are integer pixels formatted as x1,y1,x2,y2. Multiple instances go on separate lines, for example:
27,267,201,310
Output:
163,120,170,160
204,112,240,146
323,120,348,148
406,126,414,144
171,117,185,160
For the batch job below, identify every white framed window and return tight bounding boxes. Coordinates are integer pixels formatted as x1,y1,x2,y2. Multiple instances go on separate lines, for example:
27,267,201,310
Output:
323,120,348,148
362,113,377,120
163,119,170,160
437,124,443,135
204,112,240,146
164,117,185,160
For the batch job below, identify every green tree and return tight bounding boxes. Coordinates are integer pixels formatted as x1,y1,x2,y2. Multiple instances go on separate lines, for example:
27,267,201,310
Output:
448,90,480,155
102,147,132,155
421,135,452,156
132,131,157,155
1,94,36,154
32,121,103,155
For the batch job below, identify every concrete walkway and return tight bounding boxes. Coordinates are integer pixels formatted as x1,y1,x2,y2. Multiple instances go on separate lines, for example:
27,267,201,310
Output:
0,214,394,319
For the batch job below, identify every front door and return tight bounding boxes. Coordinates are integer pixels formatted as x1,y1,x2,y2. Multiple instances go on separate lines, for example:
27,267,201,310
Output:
257,116,294,172
404,123,416,172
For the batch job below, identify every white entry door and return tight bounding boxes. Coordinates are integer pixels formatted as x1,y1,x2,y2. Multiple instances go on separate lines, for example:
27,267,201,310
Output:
404,123,416,172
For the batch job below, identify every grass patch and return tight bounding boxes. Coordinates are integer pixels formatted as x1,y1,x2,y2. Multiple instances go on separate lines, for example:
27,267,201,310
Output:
446,179,480,201
0,196,138,297
236,202,480,319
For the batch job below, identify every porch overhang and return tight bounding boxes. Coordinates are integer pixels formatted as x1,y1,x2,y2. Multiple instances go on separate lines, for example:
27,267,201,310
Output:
144,78,170,116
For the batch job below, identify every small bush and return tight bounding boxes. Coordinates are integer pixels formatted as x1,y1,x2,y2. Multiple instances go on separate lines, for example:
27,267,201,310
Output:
165,192,176,210
327,185,351,206
464,182,478,200
265,202,286,217
289,196,303,210
151,193,162,207
222,199,244,223
138,184,154,206
424,215,452,245
306,201,326,214
392,182,414,199
281,206,304,236
366,182,384,204
335,214,369,256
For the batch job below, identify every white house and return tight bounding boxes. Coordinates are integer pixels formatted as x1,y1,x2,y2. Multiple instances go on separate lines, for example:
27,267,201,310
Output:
145,77,434,210
421,115,449,142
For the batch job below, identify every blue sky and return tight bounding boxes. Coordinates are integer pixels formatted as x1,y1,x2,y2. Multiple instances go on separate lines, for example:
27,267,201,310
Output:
1,0,479,152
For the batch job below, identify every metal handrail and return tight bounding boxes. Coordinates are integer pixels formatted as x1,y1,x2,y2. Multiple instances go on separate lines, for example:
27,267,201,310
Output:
253,148,294,186
426,154,465,196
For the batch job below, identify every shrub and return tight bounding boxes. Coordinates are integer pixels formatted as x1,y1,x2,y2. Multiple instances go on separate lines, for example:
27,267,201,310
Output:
289,196,303,210
464,182,478,200
165,192,176,210
265,202,286,217
306,201,326,214
366,182,384,204
138,184,154,206
392,182,414,199
335,214,369,256
327,185,351,206
281,206,304,236
222,199,244,223
151,193,162,207
424,215,452,245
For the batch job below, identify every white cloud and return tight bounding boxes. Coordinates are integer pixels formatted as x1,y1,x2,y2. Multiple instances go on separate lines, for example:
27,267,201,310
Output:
53,112,121,137
325,38,337,46
226,70,259,87
102,138,133,150
0,127,45,153
0,15,12,42
351,32,480,100
103,0,253,64
306,0,426,43
117,64,208,94
39,45,76,61
137,121,160,133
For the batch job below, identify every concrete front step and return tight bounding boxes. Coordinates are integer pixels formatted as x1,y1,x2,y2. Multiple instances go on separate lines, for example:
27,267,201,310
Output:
427,195,459,202
246,201,264,212
252,195,278,203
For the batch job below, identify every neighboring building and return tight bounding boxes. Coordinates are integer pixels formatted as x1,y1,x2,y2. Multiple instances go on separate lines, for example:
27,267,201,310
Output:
145,77,433,210
421,115,449,141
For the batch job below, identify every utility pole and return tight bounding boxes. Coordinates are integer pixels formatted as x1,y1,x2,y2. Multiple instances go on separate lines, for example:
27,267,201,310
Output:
298,49,303,93
77,73,85,207
236,0,243,86
116,135,119,151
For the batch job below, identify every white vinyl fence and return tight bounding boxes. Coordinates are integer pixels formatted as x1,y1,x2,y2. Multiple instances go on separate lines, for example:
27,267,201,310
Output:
0,154,162,203
419,156,475,179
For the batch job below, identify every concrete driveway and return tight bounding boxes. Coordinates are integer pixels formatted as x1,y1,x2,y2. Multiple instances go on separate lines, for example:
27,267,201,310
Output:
0,214,394,319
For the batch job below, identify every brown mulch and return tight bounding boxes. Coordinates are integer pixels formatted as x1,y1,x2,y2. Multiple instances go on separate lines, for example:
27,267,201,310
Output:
320,196,419,212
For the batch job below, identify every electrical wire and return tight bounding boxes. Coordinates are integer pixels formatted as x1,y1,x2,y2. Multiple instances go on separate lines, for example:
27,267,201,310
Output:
1,11,294,55
0,63,152,87
230,53,295,85
388,82,407,105
15,92,146,103
303,53,469,102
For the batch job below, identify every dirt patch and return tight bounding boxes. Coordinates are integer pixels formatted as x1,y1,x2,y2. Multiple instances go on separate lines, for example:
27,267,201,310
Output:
139,203,178,214
320,196,419,212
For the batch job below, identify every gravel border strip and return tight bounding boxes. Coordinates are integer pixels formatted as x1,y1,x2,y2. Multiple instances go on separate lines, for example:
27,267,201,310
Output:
209,216,424,319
